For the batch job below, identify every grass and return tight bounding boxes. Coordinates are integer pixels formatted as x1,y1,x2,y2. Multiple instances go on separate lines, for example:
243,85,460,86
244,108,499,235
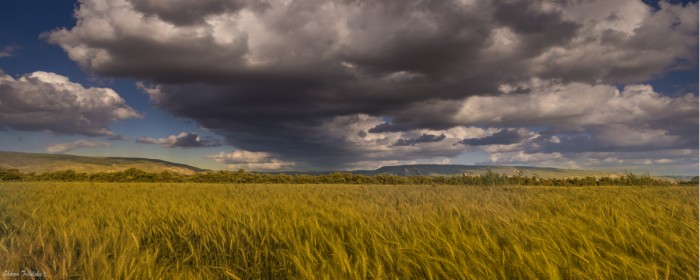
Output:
0,182,697,279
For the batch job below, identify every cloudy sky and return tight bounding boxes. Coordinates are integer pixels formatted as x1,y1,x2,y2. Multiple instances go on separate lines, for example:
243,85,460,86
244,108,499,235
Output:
0,0,697,174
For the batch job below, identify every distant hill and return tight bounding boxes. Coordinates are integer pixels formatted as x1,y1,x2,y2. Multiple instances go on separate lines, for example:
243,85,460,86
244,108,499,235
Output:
351,164,615,178
265,164,617,179
0,151,207,175
0,151,628,179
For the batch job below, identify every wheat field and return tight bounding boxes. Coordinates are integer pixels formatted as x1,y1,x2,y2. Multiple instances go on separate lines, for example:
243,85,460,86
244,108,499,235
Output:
0,182,697,279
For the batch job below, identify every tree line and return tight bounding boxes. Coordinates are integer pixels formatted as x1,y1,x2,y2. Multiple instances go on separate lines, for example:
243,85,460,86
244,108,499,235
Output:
0,167,685,186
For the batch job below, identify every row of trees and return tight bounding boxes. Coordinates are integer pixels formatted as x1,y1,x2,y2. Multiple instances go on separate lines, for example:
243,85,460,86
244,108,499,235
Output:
0,167,680,186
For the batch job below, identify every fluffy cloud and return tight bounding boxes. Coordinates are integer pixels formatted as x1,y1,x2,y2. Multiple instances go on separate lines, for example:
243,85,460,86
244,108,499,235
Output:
46,0,698,169
308,114,487,167
0,69,141,137
207,150,295,171
455,81,698,129
487,151,574,168
347,157,453,171
485,149,699,175
453,81,698,152
47,139,111,154
137,132,220,148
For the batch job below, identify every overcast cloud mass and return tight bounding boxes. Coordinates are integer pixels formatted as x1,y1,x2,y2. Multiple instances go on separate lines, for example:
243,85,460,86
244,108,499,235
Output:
44,0,698,170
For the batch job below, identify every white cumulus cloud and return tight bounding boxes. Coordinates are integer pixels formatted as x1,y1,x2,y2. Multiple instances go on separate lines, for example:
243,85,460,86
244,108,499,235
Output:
207,150,295,171
0,69,141,137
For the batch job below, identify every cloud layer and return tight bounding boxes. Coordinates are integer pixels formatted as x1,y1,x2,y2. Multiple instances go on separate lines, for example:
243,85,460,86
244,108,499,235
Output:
0,69,141,137
47,139,111,154
46,0,698,170
137,132,220,148
0,45,19,58
207,150,295,171
462,129,531,147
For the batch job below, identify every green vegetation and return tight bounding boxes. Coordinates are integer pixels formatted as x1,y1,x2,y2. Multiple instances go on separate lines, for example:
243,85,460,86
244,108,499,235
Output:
0,167,677,186
0,151,206,174
0,182,697,279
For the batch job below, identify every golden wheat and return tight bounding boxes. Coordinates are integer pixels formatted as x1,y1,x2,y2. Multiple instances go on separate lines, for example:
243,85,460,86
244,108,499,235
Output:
0,183,697,279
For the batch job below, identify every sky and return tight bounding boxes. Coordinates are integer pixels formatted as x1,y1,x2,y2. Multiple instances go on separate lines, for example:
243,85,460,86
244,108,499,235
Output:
0,0,698,175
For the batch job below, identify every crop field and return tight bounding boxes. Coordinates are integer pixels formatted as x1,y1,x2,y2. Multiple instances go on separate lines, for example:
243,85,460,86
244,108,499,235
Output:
0,182,697,279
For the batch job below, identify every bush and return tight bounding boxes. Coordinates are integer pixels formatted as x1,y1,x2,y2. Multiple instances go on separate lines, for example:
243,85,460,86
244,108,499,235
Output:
0,167,675,186
0,168,23,181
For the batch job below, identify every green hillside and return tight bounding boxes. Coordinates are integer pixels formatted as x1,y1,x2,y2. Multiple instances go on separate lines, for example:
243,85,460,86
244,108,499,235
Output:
0,151,207,174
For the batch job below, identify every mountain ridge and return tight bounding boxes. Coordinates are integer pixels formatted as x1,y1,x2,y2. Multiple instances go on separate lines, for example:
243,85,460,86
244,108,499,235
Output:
0,151,624,178
266,164,617,179
370,164,617,178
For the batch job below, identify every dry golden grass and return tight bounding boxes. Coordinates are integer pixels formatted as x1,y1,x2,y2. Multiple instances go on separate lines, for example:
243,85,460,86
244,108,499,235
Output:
0,183,697,279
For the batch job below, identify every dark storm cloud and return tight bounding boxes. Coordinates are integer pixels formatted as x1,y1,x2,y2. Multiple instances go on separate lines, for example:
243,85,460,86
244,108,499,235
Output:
128,0,251,26
394,134,446,147
492,1,580,57
47,0,698,168
338,1,493,77
461,129,527,146
533,125,699,154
